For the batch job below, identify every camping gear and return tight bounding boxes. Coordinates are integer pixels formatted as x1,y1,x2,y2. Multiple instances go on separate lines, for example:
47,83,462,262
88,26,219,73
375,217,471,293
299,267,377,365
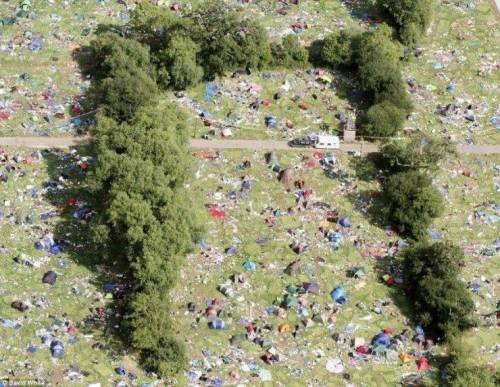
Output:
50,340,64,358
330,286,346,305
265,115,277,129
371,332,391,347
208,319,226,330
279,168,294,185
266,152,281,172
218,282,234,298
284,260,303,275
416,357,429,371
339,217,351,228
11,300,29,312
301,282,320,294
230,333,247,345
242,260,257,271
42,271,57,285
326,358,344,374
278,324,291,333
282,294,298,309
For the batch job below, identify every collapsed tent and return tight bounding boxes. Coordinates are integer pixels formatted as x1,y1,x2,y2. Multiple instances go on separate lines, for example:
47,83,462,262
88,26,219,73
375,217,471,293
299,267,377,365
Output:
330,286,347,305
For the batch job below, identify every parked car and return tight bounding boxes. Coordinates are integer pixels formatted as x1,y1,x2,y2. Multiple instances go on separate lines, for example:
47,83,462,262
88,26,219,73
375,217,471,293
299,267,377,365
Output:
288,138,314,147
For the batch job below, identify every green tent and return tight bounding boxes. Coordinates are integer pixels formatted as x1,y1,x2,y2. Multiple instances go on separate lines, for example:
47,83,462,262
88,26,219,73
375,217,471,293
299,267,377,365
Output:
20,0,31,10
282,294,298,309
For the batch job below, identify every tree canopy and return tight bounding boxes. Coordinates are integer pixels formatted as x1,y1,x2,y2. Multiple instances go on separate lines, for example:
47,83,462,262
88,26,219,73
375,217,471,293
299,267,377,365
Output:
378,0,433,46
382,170,443,238
381,132,456,172
402,241,475,339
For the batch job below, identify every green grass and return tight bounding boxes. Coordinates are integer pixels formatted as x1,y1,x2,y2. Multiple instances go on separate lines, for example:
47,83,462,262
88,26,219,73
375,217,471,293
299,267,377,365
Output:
0,147,497,385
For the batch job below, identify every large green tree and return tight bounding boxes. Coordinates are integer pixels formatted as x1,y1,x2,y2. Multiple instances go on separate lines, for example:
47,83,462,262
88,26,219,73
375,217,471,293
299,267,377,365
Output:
88,105,204,376
381,132,456,172
378,0,433,46
382,170,443,238
159,35,203,90
402,242,475,339
321,29,360,68
358,100,406,138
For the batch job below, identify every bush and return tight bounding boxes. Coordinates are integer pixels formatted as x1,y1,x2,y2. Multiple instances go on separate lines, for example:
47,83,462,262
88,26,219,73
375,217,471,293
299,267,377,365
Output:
381,132,456,172
358,100,406,138
321,29,359,68
378,0,433,46
402,242,475,339
382,170,443,238
271,34,309,68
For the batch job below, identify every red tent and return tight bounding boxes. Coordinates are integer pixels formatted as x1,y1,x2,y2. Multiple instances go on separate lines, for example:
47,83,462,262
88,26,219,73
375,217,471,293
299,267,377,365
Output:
416,357,429,371
209,208,225,219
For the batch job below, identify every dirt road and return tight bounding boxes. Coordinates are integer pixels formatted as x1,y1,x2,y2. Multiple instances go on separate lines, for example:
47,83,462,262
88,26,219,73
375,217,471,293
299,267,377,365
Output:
0,137,499,155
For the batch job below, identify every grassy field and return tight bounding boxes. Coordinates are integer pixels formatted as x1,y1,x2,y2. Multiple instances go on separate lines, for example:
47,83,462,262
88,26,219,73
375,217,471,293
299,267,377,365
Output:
1,0,498,144
0,0,498,385
0,147,497,385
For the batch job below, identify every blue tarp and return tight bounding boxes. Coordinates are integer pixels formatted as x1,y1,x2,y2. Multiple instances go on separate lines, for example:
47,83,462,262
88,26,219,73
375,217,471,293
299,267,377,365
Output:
330,286,347,305
204,83,219,101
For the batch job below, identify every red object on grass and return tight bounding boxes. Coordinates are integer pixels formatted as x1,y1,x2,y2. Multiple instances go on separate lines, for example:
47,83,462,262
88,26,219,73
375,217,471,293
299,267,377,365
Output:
209,207,225,219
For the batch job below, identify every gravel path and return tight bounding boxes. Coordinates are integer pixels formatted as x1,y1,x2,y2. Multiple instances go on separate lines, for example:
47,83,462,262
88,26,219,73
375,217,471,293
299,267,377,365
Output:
0,137,499,155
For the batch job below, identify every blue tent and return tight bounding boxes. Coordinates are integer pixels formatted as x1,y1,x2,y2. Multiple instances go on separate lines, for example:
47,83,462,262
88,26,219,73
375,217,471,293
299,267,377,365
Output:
243,260,257,271
371,332,391,347
330,286,347,305
339,217,351,227
265,116,277,129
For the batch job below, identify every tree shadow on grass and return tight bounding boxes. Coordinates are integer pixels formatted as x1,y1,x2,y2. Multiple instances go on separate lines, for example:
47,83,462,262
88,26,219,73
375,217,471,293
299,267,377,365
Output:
42,147,132,363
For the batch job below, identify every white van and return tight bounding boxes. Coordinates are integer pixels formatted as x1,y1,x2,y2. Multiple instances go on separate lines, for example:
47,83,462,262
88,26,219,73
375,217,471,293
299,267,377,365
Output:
315,135,340,149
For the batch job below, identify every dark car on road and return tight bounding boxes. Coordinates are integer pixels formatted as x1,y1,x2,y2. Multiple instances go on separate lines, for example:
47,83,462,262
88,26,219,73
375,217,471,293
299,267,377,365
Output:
288,138,314,148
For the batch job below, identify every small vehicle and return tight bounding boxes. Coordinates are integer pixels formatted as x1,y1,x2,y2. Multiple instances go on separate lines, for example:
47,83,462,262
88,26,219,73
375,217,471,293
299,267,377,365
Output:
288,138,314,148
315,135,340,150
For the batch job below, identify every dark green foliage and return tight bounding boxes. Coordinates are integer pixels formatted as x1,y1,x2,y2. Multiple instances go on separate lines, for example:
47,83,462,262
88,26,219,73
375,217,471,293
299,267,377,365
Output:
378,0,433,46
129,0,271,84
90,68,159,122
356,25,402,98
87,32,155,81
159,35,203,90
358,100,405,138
373,73,413,114
88,106,204,376
382,171,443,238
271,34,309,68
402,242,475,339
190,1,271,77
85,32,158,122
354,25,411,137
321,29,359,68
381,133,456,172
445,337,498,387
